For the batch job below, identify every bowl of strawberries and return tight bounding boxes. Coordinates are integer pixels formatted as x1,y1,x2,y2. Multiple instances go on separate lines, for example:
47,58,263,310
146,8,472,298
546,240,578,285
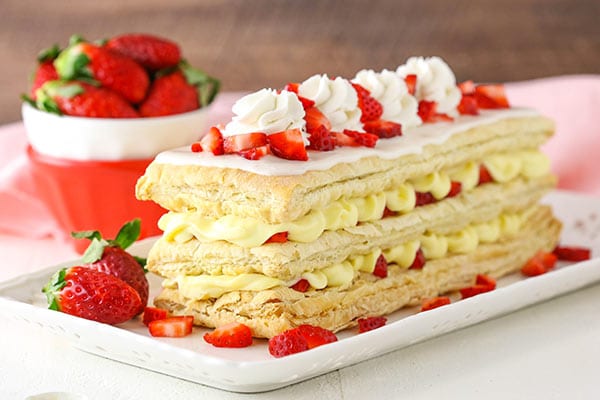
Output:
23,33,220,252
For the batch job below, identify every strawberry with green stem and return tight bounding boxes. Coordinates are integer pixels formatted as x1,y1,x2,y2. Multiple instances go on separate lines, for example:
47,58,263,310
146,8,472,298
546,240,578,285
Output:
54,35,150,104
72,219,149,313
42,266,142,325
29,44,61,99
106,33,181,71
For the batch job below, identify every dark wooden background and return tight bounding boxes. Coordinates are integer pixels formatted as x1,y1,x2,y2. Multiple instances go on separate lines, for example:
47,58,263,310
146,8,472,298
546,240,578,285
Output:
2,0,599,124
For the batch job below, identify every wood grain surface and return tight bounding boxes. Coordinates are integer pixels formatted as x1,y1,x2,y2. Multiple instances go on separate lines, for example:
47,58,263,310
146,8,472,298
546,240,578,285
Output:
1,0,598,124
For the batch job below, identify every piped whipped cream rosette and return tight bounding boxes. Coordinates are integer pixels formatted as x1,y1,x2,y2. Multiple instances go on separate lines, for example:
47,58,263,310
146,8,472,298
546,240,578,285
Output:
136,56,561,340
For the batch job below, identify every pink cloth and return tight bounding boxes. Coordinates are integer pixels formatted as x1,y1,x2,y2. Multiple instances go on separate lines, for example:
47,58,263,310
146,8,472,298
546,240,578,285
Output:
1,80,598,239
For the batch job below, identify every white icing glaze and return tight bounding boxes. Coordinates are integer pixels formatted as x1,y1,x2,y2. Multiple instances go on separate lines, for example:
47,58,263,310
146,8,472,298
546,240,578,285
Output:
154,108,539,176
352,69,422,129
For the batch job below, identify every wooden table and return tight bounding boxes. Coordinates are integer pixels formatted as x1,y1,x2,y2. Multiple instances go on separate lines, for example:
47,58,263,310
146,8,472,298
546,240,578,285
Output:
2,0,599,124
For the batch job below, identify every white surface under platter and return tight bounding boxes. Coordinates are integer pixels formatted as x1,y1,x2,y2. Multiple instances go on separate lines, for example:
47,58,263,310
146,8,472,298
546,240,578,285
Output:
0,190,599,393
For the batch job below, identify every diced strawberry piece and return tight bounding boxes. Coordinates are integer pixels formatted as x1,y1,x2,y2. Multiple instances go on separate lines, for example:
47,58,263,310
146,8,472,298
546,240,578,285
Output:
357,316,387,333
409,248,426,270
223,132,268,154
268,328,309,357
265,231,289,243
457,94,479,115
363,119,402,138
421,296,451,312
290,278,310,292
521,257,547,277
521,251,557,277
404,74,417,95
238,145,270,160
553,246,592,262
352,83,383,122
190,142,202,152
418,100,453,123
305,106,332,132
474,84,510,109
142,306,168,326
382,207,397,218
267,129,308,161
459,284,493,299
372,254,388,278
307,125,336,151
334,131,360,147
478,165,494,185
200,126,224,155
342,129,379,148
458,80,476,95
203,322,253,348
476,274,497,290
148,316,193,337
415,192,436,206
447,181,462,198
284,82,299,93
295,325,338,349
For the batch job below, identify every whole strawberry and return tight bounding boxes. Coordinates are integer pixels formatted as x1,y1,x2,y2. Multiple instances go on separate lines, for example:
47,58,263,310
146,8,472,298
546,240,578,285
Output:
54,36,149,104
29,44,60,99
42,266,142,325
139,70,199,117
139,63,220,117
72,219,149,314
106,33,181,71
35,80,138,118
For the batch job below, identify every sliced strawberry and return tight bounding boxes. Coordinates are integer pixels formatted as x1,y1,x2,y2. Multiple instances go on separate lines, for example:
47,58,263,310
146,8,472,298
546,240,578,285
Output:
295,325,337,349
421,296,451,312
148,316,193,337
521,257,547,277
418,100,453,123
458,80,476,95
404,74,417,95
203,322,253,348
265,231,289,243
446,181,462,198
476,274,497,290
474,84,510,109
239,145,270,160
200,126,224,155
190,142,202,152
363,119,402,138
143,306,168,326
223,132,268,154
284,82,299,93
357,316,387,333
352,83,383,122
553,246,592,262
415,192,436,206
372,254,388,278
307,125,336,151
334,131,360,147
268,129,308,161
290,278,310,292
409,248,426,270
342,130,379,148
478,165,494,185
305,106,332,133
458,95,479,115
382,207,397,218
268,328,309,357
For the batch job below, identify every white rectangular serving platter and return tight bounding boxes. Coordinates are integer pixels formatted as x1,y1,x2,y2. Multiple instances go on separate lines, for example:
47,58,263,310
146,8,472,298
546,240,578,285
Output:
0,190,599,393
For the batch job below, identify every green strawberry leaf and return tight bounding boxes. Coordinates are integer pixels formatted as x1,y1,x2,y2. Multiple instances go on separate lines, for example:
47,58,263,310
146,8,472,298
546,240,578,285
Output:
69,34,87,46
179,60,220,107
42,268,68,311
71,229,102,241
35,81,84,115
21,94,37,108
110,219,141,250
81,237,108,263
55,49,92,81
37,44,61,63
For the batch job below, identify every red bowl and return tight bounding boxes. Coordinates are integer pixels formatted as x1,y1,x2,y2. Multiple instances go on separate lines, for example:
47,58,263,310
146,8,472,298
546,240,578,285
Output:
27,146,165,253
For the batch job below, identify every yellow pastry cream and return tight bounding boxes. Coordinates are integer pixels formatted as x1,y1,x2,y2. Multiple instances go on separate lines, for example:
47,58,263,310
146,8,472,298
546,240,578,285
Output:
158,150,550,248
162,211,526,300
